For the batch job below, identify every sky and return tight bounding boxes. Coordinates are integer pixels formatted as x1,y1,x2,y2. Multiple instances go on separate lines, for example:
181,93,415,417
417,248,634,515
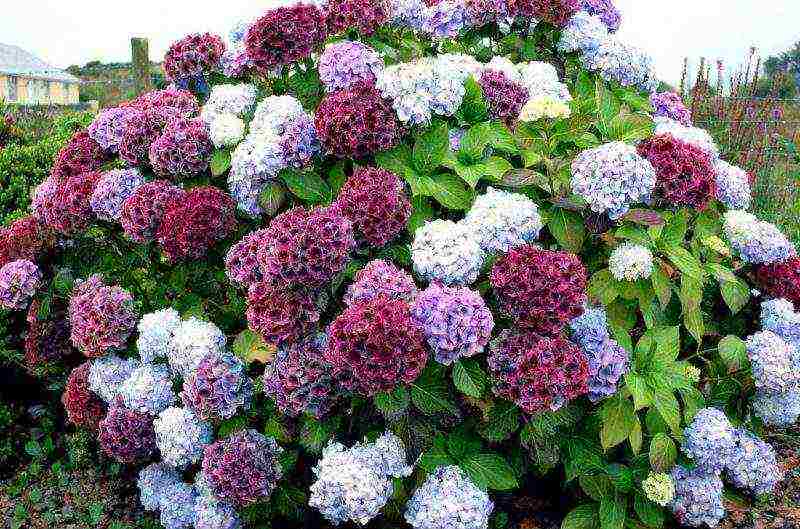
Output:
1,0,799,85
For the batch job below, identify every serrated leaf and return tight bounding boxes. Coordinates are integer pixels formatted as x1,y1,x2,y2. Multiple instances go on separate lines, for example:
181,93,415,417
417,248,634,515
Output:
453,358,488,398
299,416,337,454
429,173,473,210
634,494,665,528
328,162,347,196
661,210,689,248
606,113,654,142
281,168,332,204
562,504,600,529
683,308,705,344
411,364,458,415
663,246,705,280
409,195,434,235
459,122,494,162
580,474,613,501
478,400,521,442
413,121,449,175
375,144,413,175
233,330,275,364
629,418,643,454
447,426,482,461
258,181,287,217
461,453,518,491
210,148,232,176
599,495,626,529
488,121,519,153
482,156,514,182
549,208,586,253
419,435,455,471
717,335,748,372
521,405,584,445
625,373,653,411
652,386,681,434
459,76,489,124
720,277,750,314
650,266,672,308
648,433,676,471
600,394,636,449
623,209,665,227
374,386,410,417
701,235,731,256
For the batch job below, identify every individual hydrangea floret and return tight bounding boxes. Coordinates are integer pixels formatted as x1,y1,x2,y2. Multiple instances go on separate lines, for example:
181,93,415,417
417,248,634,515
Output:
202,429,284,508
88,355,140,404
461,187,543,254
163,32,225,84
654,117,719,158
580,36,658,92
579,0,621,31
149,118,214,179
225,230,269,289
642,472,675,507
488,329,589,414
681,407,736,473
558,11,608,53
204,112,246,149
752,389,800,427
263,333,343,418
194,497,242,529
669,466,725,528
405,465,494,529
713,159,752,210
168,317,227,378
119,363,177,415
98,398,157,464
412,220,484,286
491,245,587,335
569,307,629,401
333,167,411,248
159,482,199,529
246,281,321,348
136,308,182,363
90,169,146,223
650,92,692,126
154,407,213,469
0,259,41,310
62,362,106,429
745,330,800,394
245,4,327,71
326,295,428,396
571,142,656,219
137,463,183,511
761,298,800,348
120,180,186,243
723,210,796,265
318,41,385,92
411,282,494,365
88,106,140,152
203,84,257,116
182,352,253,421
344,259,419,306
609,243,654,281
68,274,138,358
757,257,800,311
726,428,783,495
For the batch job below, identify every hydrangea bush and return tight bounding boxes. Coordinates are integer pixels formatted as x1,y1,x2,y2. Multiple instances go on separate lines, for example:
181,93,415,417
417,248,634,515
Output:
2,1,796,528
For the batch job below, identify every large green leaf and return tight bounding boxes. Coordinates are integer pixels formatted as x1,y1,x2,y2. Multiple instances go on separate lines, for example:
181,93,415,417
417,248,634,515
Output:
720,277,750,314
428,173,473,210
717,335,748,372
460,453,518,491
375,144,413,175
411,363,458,415
413,121,449,175
648,433,677,471
562,504,600,529
210,148,232,176
478,400,521,442
663,246,705,280
452,358,488,398
459,122,495,163
633,494,665,528
281,169,332,204
374,386,410,417
549,208,587,253
599,394,636,449
599,495,626,529
232,330,274,364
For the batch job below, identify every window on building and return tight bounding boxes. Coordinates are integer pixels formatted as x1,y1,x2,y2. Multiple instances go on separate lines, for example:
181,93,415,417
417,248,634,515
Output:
6,76,18,102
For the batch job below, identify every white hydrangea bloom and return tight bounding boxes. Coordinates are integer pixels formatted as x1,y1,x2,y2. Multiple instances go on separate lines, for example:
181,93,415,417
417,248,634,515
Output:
88,355,140,403
405,465,493,529
723,210,796,265
460,187,543,253
205,112,246,148
713,159,752,210
412,220,485,286
203,84,257,117
137,308,182,363
154,407,213,469
609,243,654,281
518,95,572,122
119,363,177,415
516,61,572,103
167,318,226,378
654,117,720,159
249,95,306,136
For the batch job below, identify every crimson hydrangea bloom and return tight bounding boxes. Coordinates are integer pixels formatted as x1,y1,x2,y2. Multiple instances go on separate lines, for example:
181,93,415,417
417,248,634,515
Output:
225,229,269,289
62,362,105,429
164,32,226,83
48,171,102,235
488,330,590,414
51,131,110,181
127,88,199,116
334,167,411,248
326,295,428,396
257,206,355,289
156,187,237,262
246,281,320,347
326,0,387,35
637,134,717,209
98,397,158,464
491,245,587,335
202,429,284,508
0,216,53,268
149,118,214,179
315,82,402,159
506,0,579,26
245,4,327,71
120,180,186,243
68,275,138,358
757,258,800,310
479,70,529,123
25,301,73,373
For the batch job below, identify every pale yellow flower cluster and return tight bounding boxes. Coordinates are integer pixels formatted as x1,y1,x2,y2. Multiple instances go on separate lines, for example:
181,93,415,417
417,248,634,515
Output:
518,95,571,122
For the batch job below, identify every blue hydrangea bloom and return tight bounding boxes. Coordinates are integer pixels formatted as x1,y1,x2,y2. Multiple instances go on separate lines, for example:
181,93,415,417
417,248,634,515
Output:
137,462,183,511
422,0,467,39
405,465,494,529
119,363,177,415
90,169,146,223
669,466,725,528
761,298,800,349
412,220,485,286
569,307,629,402
714,159,752,210
745,330,800,394
136,308,182,363
681,408,736,474
194,497,242,529
723,210,796,265
229,132,285,217
753,389,800,427
726,428,783,495
558,12,608,54
159,482,199,529
580,36,658,92
88,355,141,404
154,407,214,469
460,187,543,254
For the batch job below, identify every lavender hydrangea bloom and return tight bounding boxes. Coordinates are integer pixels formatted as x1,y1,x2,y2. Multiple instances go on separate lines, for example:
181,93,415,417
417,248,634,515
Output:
558,12,608,53
387,0,428,30
319,41,385,92
0,259,42,310
220,19,254,77
609,243,654,281
569,307,629,401
167,318,227,378
137,308,182,363
159,482,199,529
137,463,182,511
581,36,658,92
669,466,725,528
681,408,736,473
181,352,253,421
723,210,796,265
422,0,467,39
88,107,139,152
713,159,752,210
405,466,494,529
88,355,141,404
579,0,621,31
460,187,543,254
280,114,321,169
745,330,800,394
90,169,146,222
229,132,285,217
154,406,213,468
203,84,257,116
571,142,656,219
654,117,719,158
344,259,419,306
761,298,800,348
411,282,494,365
412,220,485,286
650,92,692,126
726,428,783,495
119,363,177,415
753,389,800,427
194,497,242,529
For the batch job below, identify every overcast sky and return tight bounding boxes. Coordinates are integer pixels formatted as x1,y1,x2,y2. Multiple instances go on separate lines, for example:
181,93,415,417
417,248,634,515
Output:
2,0,799,85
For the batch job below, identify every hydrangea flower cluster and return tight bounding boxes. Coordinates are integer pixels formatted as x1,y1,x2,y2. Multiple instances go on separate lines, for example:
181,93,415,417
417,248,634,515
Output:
333,167,411,248
405,465,493,529
204,112,245,148
411,282,494,365
45,171,103,235
327,0,388,35
119,363,177,415
761,298,800,348
223,230,267,289
491,245,587,335
412,220,485,286
518,94,572,121
246,281,321,347
167,317,227,378
326,295,428,396
757,257,800,311
461,187,543,254
681,408,737,473
642,472,675,507
650,91,692,126
228,133,284,217
608,243,654,281
723,210,796,265
0,259,42,310
88,355,140,403
203,83,257,116
88,106,140,152
62,362,106,429
344,259,419,306
488,330,589,414
579,0,621,31
119,107,184,167
654,117,720,158
90,169,146,222
571,142,656,219
245,4,327,71
68,274,137,358
745,330,800,394
318,41,384,92
569,306,629,401
159,482,199,529
479,70,530,123
580,37,658,92
713,159,752,210
194,497,242,529
163,32,225,84
558,11,608,54
121,180,186,243
136,308,182,363
149,118,214,179
220,19,254,77
669,466,725,528
137,462,183,511
50,130,111,181
154,406,214,468
0,215,54,269
507,0,578,26
24,301,73,372
181,352,254,421
98,398,158,463
726,428,783,495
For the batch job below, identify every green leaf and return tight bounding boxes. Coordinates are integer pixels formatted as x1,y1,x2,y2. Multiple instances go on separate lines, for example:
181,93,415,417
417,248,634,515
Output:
661,210,689,248
280,168,332,204
210,148,232,177
375,144,412,175
580,474,614,501
411,363,458,415
520,405,584,445
374,386,410,417
453,358,488,398
634,494,665,528
488,121,519,153
652,386,681,434
478,400,521,442
562,504,600,529
409,196,434,234
650,266,672,308
648,433,677,471
447,426,483,461
461,453,519,491
589,269,620,305
600,394,636,450
258,181,287,217
549,208,587,253
299,416,337,454
717,335,748,372
605,113,654,142
599,495,626,529
501,168,549,188
419,435,455,471
328,162,347,196
663,246,705,281
650,326,680,368
629,417,643,454
459,76,489,124
413,121,449,175
720,277,750,314
232,330,275,364
625,373,653,411
683,308,705,344
428,173,473,210
459,122,494,162
482,156,514,182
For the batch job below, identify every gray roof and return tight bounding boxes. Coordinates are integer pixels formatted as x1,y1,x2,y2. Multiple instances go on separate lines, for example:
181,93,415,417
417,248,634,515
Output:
0,43,80,83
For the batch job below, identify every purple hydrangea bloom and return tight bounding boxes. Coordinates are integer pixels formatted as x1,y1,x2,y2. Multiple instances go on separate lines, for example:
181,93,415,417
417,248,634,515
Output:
579,0,621,32
569,307,629,401
388,0,428,30
726,428,783,495
90,169,146,222
194,497,242,529
280,114,321,169
344,259,419,306
69,275,138,358
159,482,199,529
405,465,494,529
88,106,140,152
681,408,736,473
422,0,467,39
650,91,692,126
411,282,494,365
746,330,800,394
669,466,725,528
181,352,254,421
761,298,800,349
137,463,183,511
753,389,800,427
319,41,384,92
0,259,41,310
558,12,608,53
